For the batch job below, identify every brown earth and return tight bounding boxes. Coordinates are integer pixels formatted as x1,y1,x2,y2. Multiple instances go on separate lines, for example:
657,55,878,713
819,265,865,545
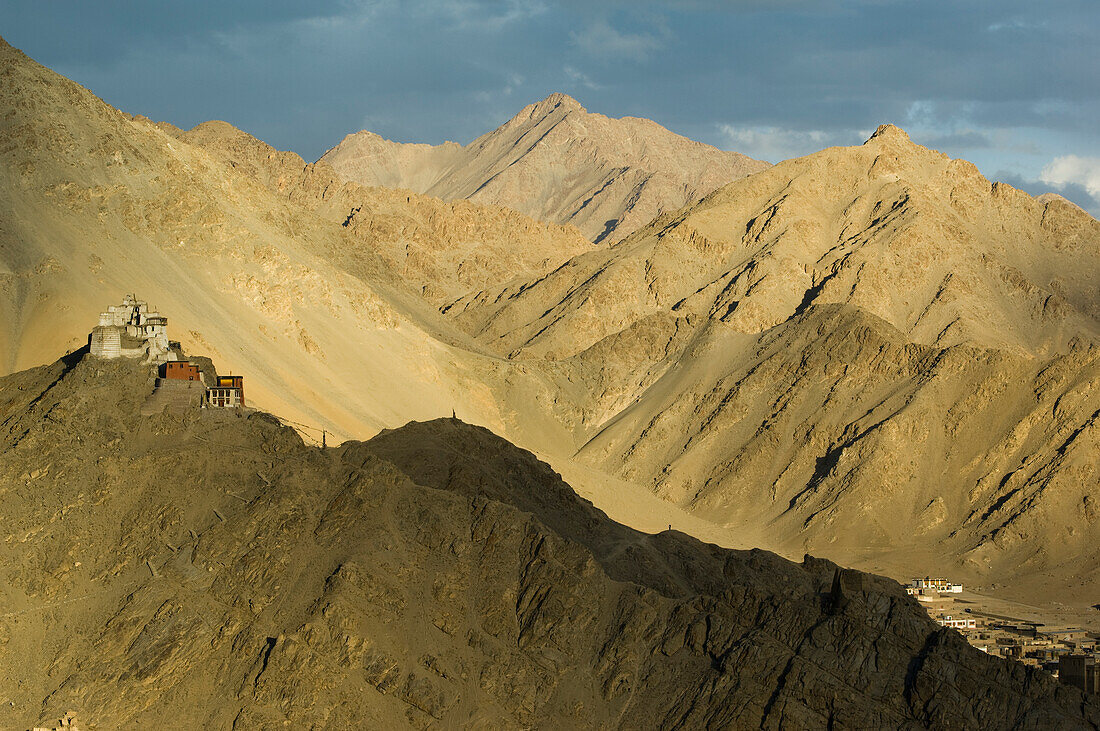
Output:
2,351,1098,729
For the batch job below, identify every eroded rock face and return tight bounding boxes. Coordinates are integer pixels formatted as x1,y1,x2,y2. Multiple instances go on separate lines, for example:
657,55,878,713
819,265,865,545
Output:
319,93,769,245
448,127,1100,360
1,353,1096,729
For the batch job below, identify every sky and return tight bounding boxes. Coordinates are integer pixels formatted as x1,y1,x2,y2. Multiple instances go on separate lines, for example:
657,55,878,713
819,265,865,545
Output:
2,0,1098,213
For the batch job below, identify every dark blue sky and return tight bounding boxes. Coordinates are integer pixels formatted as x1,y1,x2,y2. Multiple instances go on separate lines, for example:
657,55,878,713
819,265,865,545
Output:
2,1,1097,212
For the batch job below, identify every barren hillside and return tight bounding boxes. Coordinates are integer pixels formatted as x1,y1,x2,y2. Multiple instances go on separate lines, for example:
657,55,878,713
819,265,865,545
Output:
0,35,581,449
320,93,768,244
448,125,1099,360
444,126,1100,600
171,120,595,305
2,351,1095,729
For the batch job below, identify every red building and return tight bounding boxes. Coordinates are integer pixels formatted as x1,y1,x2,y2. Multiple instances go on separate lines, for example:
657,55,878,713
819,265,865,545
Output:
163,360,202,382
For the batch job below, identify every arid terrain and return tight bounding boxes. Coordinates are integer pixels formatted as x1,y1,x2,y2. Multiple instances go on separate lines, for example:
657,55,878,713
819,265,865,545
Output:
320,93,768,244
2,31,1100,728
440,122,1100,605
0,36,581,453
3,350,1098,728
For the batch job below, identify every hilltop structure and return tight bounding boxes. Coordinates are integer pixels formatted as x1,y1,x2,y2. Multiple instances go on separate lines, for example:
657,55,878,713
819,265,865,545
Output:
88,295,245,412
163,360,203,383
89,294,171,363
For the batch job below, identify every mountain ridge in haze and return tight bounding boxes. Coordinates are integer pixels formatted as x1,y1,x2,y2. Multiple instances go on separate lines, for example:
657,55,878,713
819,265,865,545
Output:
319,92,769,244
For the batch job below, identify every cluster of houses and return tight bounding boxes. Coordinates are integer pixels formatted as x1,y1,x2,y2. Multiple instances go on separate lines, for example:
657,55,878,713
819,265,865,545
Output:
906,575,1100,694
89,294,245,409
163,360,246,408
906,577,964,597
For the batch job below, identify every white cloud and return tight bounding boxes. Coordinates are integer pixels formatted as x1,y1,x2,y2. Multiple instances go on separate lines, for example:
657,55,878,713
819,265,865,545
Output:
424,0,547,32
570,19,664,62
564,65,600,90
986,17,1046,33
1040,155,1100,204
716,124,864,163
474,72,525,102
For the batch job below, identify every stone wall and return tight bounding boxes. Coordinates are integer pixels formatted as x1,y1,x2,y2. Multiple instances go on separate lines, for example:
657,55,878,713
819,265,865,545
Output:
89,327,120,359
89,296,171,364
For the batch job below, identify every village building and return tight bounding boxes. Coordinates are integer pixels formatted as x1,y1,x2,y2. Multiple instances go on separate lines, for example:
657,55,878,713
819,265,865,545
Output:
1060,655,1100,695
163,360,204,383
911,578,963,593
937,615,977,630
207,375,245,408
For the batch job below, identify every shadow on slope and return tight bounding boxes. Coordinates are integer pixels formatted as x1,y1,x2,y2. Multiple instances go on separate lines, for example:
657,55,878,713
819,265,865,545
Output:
1,350,1096,729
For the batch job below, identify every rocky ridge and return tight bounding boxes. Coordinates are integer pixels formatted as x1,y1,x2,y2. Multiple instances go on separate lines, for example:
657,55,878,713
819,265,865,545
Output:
447,124,1099,360
170,119,595,305
1,350,1097,729
319,93,769,244
442,126,1100,598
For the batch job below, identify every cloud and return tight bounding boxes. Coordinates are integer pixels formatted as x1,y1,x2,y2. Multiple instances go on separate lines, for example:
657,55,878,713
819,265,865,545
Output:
430,0,548,32
1040,155,1100,204
716,124,864,163
564,65,601,90
1,0,1096,179
993,169,1098,217
920,130,993,151
570,19,665,61
986,17,1046,33
474,72,525,102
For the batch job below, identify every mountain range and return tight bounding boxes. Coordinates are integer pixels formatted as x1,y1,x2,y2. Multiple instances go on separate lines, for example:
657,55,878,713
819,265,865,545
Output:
2,31,1098,629
439,122,1100,600
319,92,768,244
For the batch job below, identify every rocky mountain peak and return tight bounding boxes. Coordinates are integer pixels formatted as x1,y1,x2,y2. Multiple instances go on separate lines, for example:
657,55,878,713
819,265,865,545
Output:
866,123,913,145
320,94,768,243
526,91,586,117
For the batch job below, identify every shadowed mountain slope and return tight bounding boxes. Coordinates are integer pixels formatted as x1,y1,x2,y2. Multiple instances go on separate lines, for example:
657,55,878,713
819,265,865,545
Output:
319,93,769,244
2,351,1097,729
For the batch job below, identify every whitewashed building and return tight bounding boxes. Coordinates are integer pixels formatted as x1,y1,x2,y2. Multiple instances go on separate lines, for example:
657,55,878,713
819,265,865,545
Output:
89,294,171,363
